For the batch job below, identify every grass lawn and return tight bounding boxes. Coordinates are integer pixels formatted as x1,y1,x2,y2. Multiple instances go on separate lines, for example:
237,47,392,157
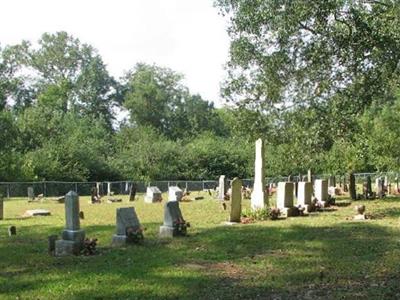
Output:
0,191,400,299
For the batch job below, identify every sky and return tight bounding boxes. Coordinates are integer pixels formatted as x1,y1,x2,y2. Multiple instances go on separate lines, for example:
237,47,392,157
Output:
0,0,230,106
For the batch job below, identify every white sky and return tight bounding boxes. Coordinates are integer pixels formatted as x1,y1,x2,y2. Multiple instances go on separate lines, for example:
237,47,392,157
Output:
0,0,230,106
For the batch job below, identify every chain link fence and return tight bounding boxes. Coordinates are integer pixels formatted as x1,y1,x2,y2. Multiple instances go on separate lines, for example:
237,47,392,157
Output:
0,172,399,198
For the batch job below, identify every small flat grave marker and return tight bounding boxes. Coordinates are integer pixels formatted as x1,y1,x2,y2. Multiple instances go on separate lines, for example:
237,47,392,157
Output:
23,209,51,217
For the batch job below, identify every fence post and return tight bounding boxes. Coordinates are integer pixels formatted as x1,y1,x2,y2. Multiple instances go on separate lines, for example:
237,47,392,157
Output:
7,184,10,198
202,181,205,190
43,181,47,197
75,183,78,193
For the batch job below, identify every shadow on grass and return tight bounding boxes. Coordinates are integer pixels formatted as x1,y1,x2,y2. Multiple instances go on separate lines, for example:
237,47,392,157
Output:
1,219,400,299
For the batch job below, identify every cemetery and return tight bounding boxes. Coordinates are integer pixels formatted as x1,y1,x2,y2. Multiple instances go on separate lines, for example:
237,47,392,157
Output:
1,151,400,299
1,1,400,299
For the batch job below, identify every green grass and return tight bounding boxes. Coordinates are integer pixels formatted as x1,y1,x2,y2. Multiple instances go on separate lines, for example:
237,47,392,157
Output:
1,192,400,299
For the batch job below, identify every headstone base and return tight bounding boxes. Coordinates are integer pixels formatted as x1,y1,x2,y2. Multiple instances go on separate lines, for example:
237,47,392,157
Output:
280,207,299,218
223,221,240,226
318,201,328,208
159,225,177,238
353,214,367,221
111,234,128,247
61,229,85,243
55,239,82,256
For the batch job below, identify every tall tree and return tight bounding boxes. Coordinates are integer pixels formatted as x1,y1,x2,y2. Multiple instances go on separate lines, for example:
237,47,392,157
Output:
215,0,400,115
123,63,224,139
12,32,117,129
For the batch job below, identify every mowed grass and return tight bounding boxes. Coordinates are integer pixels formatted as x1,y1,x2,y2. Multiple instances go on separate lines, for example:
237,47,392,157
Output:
0,192,400,299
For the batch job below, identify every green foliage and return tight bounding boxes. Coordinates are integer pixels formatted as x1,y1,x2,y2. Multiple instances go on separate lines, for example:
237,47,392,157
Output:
241,207,271,221
2,27,400,182
123,63,225,140
215,0,400,111
18,106,114,181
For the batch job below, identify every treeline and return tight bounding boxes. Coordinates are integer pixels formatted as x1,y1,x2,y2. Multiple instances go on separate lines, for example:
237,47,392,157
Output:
1,31,399,182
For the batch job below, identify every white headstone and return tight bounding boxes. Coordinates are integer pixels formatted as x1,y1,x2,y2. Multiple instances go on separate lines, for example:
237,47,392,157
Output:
251,138,267,210
297,182,312,206
314,179,328,202
145,186,162,203
218,175,227,200
277,182,294,208
168,186,183,202
107,182,111,196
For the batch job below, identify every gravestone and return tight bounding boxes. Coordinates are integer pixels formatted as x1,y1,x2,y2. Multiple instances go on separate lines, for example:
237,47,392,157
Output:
27,187,34,201
168,186,183,202
8,226,16,236
129,182,137,202
144,186,162,203
277,182,297,216
159,201,188,238
297,182,312,207
365,176,373,199
23,209,51,217
218,175,227,200
107,182,112,196
294,180,299,198
229,178,242,223
112,207,143,246
91,186,100,204
328,176,336,187
349,173,356,200
251,138,268,210
55,191,85,256
96,182,101,196
314,179,328,204
376,177,384,198
0,195,3,220
125,181,129,193
277,182,294,208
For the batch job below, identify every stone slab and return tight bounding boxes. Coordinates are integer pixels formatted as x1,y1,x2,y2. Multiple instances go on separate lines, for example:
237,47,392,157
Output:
354,214,367,221
65,191,80,231
23,209,51,217
145,186,162,203
115,207,141,236
218,175,227,200
163,201,184,227
168,186,183,202
277,182,294,208
297,182,312,206
111,234,128,247
55,239,82,256
314,179,328,202
229,178,242,223
61,229,85,243
280,207,299,218
159,225,175,238
251,138,267,210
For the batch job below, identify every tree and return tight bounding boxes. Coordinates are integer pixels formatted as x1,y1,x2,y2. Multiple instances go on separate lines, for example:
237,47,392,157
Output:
123,63,225,139
11,32,118,129
215,0,400,115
